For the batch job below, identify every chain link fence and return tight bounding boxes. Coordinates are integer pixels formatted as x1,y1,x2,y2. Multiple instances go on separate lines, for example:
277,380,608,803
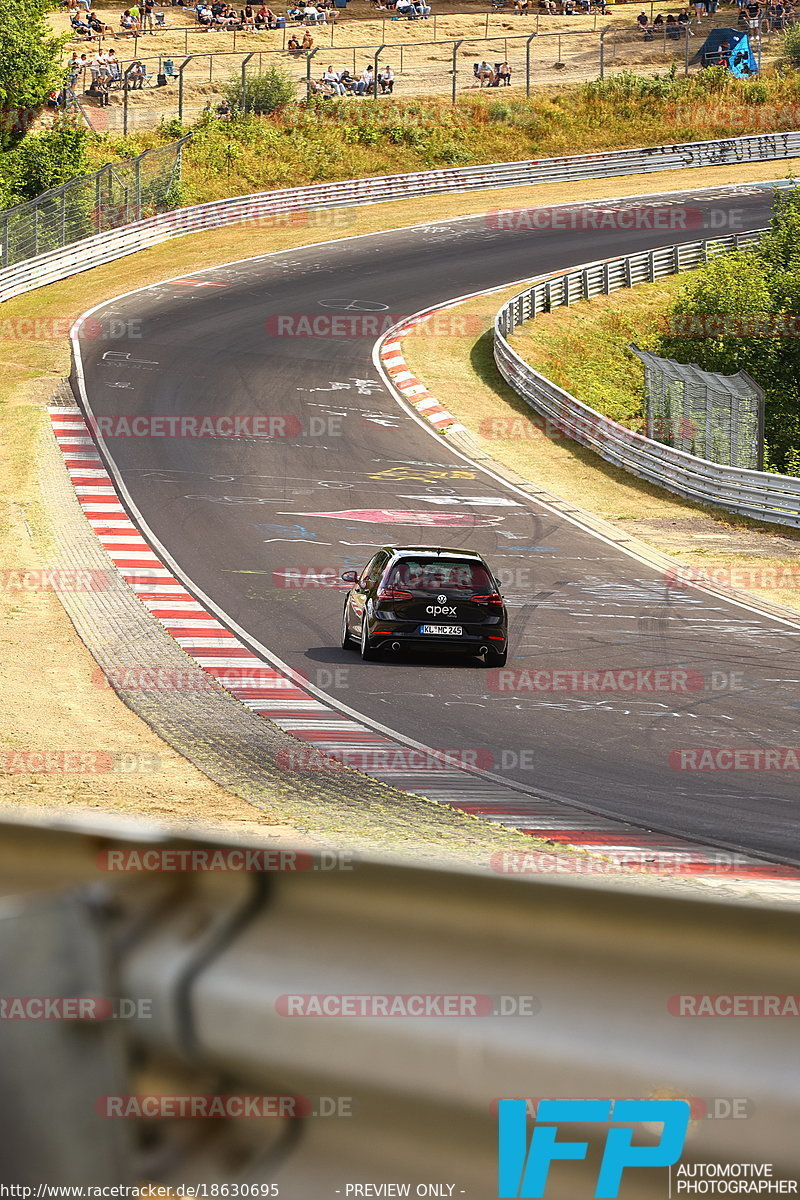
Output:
0,137,190,269
631,344,765,470
67,23,697,130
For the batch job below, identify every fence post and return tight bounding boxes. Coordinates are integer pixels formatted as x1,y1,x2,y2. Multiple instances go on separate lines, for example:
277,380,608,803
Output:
241,52,255,112
177,56,194,122
684,25,690,75
599,24,612,79
451,38,463,104
373,45,385,98
525,31,536,96
95,170,102,234
305,48,319,97
134,155,141,220
2,212,8,268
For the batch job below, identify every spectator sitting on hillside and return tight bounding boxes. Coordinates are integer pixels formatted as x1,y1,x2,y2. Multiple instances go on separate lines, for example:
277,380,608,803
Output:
71,13,92,34
562,0,575,14
323,65,346,92
216,98,231,117
653,11,664,25
89,11,114,35
355,63,374,93
666,12,680,35
301,28,314,46
241,3,255,24
539,0,557,13
128,58,146,85
476,59,494,85
197,3,213,21
769,0,786,28
716,37,731,64
514,0,529,11
636,9,649,31
496,60,511,83
338,67,355,90
677,7,692,29
378,64,394,91
120,9,140,30
287,33,302,49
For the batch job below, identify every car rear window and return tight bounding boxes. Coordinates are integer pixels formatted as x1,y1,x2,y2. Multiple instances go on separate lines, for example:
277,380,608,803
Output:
385,559,494,593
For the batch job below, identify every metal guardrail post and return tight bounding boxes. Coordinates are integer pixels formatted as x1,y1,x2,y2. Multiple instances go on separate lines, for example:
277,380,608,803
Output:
525,32,536,96
305,48,319,99
684,25,690,75
451,39,463,104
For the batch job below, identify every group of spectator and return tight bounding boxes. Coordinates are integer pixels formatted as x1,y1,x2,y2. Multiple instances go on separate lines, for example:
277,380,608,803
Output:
636,8,692,37
734,0,795,32
368,0,431,15
474,59,512,84
514,0,609,14
309,62,395,94
196,0,339,25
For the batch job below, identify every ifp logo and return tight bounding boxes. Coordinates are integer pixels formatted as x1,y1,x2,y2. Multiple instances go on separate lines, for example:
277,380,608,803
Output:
498,1099,690,1197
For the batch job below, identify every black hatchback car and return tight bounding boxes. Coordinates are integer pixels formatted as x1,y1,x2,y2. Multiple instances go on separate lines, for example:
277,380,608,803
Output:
340,546,508,666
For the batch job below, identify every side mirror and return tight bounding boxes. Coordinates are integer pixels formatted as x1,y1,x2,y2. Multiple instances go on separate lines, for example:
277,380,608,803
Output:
341,570,359,584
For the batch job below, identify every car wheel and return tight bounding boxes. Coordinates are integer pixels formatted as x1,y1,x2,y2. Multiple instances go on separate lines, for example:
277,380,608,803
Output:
483,645,507,667
341,603,356,650
360,617,377,661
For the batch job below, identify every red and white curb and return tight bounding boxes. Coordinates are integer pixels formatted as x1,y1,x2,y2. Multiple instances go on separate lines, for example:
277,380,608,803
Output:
49,405,800,890
380,322,466,435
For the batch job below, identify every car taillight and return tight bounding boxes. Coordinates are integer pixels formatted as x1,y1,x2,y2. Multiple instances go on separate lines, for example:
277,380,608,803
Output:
377,588,413,602
470,592,503,606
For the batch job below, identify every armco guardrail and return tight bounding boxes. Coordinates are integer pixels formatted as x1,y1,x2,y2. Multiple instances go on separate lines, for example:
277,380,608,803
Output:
494,229,800,532
0,812,798,1186
1,128,799,302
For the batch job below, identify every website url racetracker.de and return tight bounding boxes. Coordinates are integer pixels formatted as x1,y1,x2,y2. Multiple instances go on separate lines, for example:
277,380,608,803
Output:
0,1188,279,1198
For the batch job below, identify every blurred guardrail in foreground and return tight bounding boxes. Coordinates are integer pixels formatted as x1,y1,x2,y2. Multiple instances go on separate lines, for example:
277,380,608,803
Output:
0,812,798,1193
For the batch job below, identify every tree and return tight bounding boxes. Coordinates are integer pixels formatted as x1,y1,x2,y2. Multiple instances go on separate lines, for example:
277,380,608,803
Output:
657,189,800,472
0,0,65,151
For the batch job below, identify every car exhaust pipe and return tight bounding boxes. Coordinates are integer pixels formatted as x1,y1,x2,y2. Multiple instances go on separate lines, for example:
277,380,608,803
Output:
391,642,401,652
480,646,488,656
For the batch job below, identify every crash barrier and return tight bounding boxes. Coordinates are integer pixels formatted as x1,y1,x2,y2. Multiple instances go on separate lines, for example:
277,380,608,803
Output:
0,811,798,1187
1,127,798,302
494,228,800,531
0,137,190,269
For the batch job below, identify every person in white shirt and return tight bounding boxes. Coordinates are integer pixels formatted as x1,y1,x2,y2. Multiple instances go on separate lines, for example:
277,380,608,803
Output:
378,64,394,92
355,63,374,93
303,3,319,21
323,65,345,93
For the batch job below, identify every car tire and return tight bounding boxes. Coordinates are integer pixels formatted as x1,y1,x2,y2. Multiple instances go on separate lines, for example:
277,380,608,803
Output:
341,603,356,650
360,618,377,661
483,645,507,667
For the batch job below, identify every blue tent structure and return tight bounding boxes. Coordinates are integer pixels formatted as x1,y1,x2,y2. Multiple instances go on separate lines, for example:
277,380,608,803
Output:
698,27,758,75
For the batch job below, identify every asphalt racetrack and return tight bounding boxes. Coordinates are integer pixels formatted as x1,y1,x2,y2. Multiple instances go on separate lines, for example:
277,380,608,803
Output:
75,183,800,865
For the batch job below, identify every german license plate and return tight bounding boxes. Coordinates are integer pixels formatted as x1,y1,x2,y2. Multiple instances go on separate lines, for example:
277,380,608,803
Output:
421,624,462,635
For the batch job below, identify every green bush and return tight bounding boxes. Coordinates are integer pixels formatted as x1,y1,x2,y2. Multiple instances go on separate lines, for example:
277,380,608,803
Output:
781,25,800,69
223,67,296,116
